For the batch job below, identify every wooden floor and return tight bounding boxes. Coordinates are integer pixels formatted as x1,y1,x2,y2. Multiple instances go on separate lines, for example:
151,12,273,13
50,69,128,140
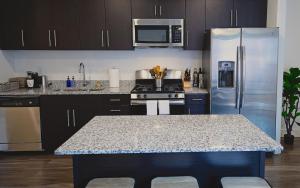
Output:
0,139,299,188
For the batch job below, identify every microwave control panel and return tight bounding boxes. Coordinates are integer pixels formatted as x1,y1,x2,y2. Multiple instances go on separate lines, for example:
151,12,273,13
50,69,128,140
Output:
172,25,182,43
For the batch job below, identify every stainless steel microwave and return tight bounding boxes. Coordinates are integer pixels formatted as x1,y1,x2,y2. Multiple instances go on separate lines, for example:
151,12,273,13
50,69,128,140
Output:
132,19,184,47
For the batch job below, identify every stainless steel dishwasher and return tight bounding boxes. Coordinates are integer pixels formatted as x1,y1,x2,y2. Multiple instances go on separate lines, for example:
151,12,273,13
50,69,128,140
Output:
0,96,42,151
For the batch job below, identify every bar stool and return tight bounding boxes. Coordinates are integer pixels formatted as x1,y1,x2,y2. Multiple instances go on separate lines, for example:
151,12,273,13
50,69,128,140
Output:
221,177,271,188
86,177,135,188
151,176,199,188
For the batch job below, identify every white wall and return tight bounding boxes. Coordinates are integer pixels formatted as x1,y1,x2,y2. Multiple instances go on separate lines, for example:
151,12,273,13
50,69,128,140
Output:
0,51,15,82
9,49,201,80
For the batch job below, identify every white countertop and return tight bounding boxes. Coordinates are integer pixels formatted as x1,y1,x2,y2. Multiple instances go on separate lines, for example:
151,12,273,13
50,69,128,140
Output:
55,115,282,155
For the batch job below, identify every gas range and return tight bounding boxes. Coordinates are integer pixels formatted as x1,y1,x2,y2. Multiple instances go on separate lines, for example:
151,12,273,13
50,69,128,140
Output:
130,79,185,100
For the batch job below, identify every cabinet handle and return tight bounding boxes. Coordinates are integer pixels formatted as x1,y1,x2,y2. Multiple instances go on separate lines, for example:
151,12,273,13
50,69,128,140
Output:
67,109,70,127
192,98,203,101
154,5,157,16
21,29,25,47
48,30,52,47
110,109,121,112
230,10,233,27
110,98,121,102
186,31,189,47
72,109,76,127
235,10,238,27
159,5,162,16
53,30,57,47
188,108,191,114
106,30,110,48
101,30,104,47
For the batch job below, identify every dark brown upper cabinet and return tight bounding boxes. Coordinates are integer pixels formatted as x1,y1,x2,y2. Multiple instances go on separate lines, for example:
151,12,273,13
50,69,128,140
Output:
132,0,157,18
105,0,133,50
1,0,27,50
79,0,106,50
185,0,205,50
206,0,234,29
24,0,51,50
1,0,80,50
79,0,132,50
206,0,268,30
50,0,81,50
234,0,267,28
132,0,185,19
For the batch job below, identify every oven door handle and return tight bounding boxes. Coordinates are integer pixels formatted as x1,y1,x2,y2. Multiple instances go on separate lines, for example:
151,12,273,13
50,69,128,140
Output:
130,100,185,106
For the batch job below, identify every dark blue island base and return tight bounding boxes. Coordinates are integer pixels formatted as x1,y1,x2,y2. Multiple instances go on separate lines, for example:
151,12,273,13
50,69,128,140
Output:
72,151,266,188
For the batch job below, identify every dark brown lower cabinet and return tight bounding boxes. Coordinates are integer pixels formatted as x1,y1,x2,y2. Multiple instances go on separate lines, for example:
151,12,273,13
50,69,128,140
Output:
185,93,209,114
40,95,130,151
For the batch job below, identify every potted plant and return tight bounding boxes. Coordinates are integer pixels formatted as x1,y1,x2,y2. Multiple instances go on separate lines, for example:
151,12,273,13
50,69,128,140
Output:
282,67,300,145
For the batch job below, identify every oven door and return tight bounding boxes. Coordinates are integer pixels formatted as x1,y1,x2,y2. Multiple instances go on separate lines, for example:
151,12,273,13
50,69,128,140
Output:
130,100,185,115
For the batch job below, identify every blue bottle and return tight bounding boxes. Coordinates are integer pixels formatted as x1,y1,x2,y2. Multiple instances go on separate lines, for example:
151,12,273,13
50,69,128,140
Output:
66,76,71,88
71,76,76,88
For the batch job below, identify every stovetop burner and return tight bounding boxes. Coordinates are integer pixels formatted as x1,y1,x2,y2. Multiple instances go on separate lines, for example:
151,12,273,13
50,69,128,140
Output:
131,79,185,100
131,84,184,94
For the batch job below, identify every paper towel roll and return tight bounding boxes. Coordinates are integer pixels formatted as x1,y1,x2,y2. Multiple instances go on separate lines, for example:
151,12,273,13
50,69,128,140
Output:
109,68,120,88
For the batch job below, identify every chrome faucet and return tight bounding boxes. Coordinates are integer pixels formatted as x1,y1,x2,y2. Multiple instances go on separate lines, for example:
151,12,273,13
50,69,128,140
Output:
79,62,88,87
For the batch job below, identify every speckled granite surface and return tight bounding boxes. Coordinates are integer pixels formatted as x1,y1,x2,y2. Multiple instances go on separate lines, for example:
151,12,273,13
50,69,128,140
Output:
184,87,208,94
55,115,283,155
0,80,134,96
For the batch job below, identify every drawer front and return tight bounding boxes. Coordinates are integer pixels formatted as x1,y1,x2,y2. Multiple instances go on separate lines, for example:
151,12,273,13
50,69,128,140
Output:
186,104,207,115
186,94,208,105
105,105,130,115
105,95,130,106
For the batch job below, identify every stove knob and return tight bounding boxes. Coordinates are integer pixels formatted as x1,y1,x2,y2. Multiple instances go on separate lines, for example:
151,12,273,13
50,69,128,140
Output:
168,94,172,98
175,94,178,98
143,94,147,99
137,94,141,99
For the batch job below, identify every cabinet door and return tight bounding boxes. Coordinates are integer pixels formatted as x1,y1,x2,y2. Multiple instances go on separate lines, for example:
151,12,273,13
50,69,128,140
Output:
206,0,234,29
160,0,185,19
132,0,157,18
185,0,205,50
24,0,51,50
51,0,80,50
234,0,267,27
79,0,106,50
1,0,26,50
105,0,133,50
40,96,74,151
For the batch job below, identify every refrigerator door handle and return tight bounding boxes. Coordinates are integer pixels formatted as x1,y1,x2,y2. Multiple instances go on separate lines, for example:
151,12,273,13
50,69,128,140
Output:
236,46,241,109
240,46,245,109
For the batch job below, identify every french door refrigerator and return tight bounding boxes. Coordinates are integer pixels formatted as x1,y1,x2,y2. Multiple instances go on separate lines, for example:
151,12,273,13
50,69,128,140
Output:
203,28,279,139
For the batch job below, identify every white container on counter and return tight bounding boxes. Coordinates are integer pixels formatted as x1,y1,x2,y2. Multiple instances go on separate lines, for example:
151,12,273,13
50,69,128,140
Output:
109,68,120,88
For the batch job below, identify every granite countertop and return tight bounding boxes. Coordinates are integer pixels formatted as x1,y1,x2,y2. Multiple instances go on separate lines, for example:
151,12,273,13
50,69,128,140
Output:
55,115,283,155
0,80,134,96
184,87,208,94
0,81,208,96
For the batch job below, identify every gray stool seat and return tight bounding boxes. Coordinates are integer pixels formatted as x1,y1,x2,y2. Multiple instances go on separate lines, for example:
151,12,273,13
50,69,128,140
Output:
221,177,271,188
151,176,199,188
86,178,135,188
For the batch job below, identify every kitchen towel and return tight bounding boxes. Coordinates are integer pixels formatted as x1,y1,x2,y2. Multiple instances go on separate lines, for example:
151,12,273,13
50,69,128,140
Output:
158,100,170,115
109,68,120,88
147,100,158,116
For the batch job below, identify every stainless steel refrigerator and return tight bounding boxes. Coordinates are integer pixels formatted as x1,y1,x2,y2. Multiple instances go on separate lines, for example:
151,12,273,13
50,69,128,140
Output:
203,28,279,139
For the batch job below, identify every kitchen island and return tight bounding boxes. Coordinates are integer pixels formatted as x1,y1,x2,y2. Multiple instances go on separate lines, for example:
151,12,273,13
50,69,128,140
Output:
56,115,282,188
